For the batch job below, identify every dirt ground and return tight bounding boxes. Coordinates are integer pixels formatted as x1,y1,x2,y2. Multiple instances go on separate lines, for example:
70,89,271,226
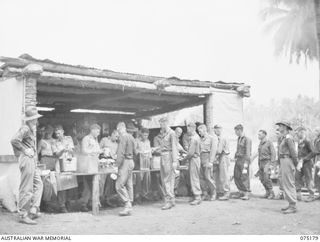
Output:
1,178,319,235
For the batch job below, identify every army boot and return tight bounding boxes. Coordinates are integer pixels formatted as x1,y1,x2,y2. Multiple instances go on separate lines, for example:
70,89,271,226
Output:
161,202,173,210
218,193,230,201
19,215,37,225
283,205,297,214
241,192,250,200
119,202,132,216
297,191,302,201
190,196,202,205
267,190,275,199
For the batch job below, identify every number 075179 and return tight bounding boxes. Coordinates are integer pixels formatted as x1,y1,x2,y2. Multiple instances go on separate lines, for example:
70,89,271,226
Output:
300,236,319,241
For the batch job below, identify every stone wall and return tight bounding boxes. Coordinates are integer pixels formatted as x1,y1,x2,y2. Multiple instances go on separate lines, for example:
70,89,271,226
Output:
25,77,37,107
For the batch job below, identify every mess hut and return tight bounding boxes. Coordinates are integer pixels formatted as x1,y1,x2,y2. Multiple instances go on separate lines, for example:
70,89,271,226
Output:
0,54,250,214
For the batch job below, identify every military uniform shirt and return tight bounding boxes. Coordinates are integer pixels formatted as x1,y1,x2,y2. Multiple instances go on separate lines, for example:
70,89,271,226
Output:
217,136,230,155
258,139,276,161
11,125,36,157
52,136,75,159
154,128,178,162
154,128,177,153
278,134,298,165
235,135,252,162
297,138,314,161
313,136,320,162
100,137,118,158
200,134,218,164
136,138,152,156
185,132,200,160
182,133,192,151
81,134,101,155
38,138,55,156
116,132,136,166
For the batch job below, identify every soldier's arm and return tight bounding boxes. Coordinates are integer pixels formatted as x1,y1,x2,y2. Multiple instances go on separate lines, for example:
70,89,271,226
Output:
184,137,196,161
245,137,252,165
269,141,276,162
116,136,126,167
133,136,138,157
304,140,314,161
81,136,92,155
209,136,218,165
11,126,29,155
171,132,178,163
251,152,258,163
99,138,106,149
152,136,161,155
135,140,141,155
286,138,298,166
66,136,75,155
313,140,320,157
223,138,230,155
51,140,58,157
146,140,152,158
37,140,43,156
182,134,189,150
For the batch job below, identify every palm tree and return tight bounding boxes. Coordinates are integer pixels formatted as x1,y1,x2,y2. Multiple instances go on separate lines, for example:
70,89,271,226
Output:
261,0,320,99
315,0,320,100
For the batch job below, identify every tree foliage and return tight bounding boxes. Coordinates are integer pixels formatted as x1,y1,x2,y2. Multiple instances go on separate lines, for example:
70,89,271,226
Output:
260,0,318,64
244,96,320,141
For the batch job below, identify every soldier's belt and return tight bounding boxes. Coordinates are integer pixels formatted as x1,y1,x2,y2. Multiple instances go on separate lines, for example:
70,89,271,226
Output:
279,154,291,159
161,151,172,155
235,154,245,158
258,158,271,162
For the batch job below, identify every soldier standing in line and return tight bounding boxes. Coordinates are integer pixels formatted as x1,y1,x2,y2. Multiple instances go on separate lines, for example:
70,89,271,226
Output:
11,106,43,225
99,129,120,207
115,122,137,216
135,127,152,202
181,122,202,205
252,130,276,199
312,127,320,201
232,124,252,200
276,121,298,214
197,124,218,201
275,129,285,200
154,117,178,210
295,126,315,202
52,124,76,213
80,123,102,212
214,125,231,201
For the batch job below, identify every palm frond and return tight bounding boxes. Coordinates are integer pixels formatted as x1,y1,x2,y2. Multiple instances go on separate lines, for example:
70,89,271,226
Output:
261,0,318,64
259,6,289,21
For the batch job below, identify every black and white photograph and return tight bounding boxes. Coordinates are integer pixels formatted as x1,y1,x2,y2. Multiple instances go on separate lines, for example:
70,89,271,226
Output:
0,0,319,238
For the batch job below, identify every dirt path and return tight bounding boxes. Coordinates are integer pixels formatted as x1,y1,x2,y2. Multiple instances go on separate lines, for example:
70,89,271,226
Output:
1,179,319,235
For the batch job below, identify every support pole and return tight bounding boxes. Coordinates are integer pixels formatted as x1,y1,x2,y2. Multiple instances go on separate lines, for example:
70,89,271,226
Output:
92,174,100,215
204,93,214,135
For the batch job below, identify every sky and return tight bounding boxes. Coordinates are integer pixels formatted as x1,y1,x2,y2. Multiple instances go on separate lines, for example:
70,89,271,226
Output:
0,0,318,105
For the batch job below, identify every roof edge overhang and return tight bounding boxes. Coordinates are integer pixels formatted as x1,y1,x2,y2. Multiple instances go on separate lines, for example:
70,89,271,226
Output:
0,55,251,97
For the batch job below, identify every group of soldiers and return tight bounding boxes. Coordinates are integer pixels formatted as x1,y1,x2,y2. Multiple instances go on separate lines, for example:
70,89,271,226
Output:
10,107,320,225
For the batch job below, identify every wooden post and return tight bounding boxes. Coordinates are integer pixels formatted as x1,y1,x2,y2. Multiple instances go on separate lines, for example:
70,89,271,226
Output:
204,93,214,135
92,174,100,215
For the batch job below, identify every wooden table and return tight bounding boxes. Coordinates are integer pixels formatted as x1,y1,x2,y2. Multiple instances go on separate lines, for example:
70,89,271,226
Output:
45,166,188,215
73,169,163,215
